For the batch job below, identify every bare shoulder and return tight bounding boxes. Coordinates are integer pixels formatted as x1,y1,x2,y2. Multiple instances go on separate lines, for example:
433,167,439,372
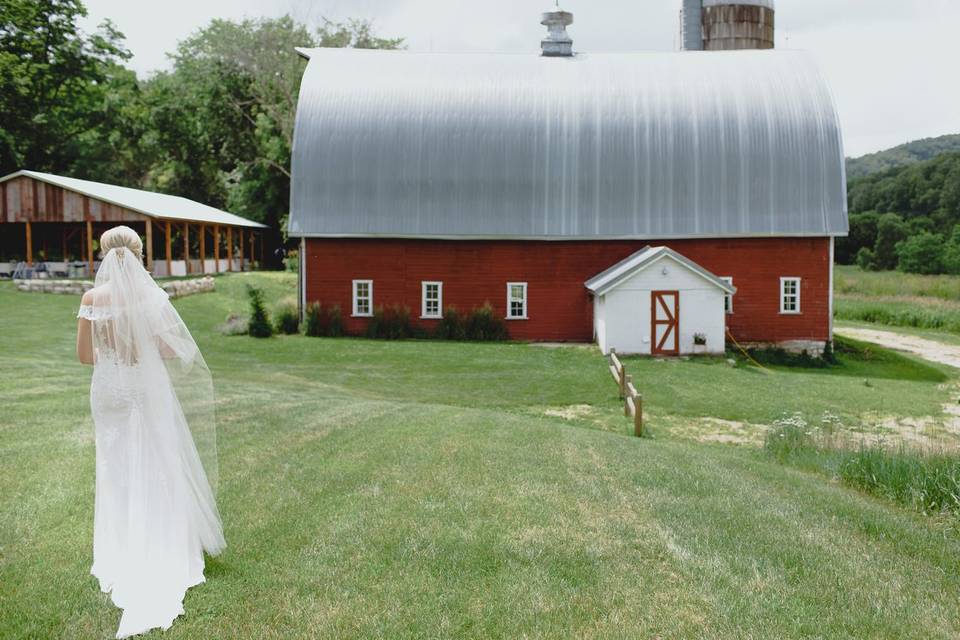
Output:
81,285,109,307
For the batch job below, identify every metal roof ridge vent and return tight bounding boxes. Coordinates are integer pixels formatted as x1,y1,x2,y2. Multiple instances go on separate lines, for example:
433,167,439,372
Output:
541,5,574,57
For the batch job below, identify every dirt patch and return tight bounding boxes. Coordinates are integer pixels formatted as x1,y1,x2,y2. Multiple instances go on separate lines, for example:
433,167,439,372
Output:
835,327,960,369
659,416,769,446
543,404,596,421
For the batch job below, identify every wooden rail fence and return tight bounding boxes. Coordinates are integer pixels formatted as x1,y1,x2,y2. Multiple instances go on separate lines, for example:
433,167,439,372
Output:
608,349,643,437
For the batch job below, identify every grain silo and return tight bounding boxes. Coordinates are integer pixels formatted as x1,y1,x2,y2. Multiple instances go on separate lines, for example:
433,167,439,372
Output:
681,0,775,51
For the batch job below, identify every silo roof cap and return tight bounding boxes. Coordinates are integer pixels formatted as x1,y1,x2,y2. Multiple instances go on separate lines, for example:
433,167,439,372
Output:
703,0,774,8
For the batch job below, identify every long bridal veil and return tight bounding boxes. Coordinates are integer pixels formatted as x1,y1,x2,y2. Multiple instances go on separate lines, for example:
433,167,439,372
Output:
82,246,225,638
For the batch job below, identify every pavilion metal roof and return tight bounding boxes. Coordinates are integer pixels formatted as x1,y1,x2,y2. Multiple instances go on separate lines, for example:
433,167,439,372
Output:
289,48,847,240
0,170,267,228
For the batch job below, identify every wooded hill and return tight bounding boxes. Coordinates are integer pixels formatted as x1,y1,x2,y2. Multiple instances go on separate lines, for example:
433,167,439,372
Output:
846,134,960,179
840,147,960,274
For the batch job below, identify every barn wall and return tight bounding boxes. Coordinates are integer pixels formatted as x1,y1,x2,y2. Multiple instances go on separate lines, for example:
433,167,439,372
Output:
303,237,832,344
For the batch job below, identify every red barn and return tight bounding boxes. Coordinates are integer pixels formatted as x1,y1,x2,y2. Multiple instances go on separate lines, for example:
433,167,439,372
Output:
288,5,848,355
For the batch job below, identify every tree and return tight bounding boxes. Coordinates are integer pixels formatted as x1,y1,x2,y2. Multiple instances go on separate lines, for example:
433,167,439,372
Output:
143,16,403,264
835,211,880,264
942,225,960,274
0,0,134,177
872,213,910,271
856,247,878,271
895,232,944,274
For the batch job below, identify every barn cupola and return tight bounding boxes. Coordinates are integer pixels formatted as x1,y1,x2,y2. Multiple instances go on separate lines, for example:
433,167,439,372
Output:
681,0,775,51
540,5,574,57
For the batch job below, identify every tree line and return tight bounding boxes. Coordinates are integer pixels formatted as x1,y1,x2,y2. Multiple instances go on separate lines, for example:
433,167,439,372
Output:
838,152,960,274
0,0,402,261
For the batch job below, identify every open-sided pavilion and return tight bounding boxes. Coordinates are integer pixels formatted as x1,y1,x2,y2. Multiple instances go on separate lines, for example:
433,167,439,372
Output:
0,170,268,278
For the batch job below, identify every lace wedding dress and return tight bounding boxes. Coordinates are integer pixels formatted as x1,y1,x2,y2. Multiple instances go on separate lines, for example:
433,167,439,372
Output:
78,248,225,638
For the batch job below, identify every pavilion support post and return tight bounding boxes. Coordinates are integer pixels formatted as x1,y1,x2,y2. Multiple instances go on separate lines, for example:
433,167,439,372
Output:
183,222,190,274
61,227,67,262
199,223,206,274
165,221,172,276
227,226,233,272
249,231,255,270
145,219,153,273
260,232,264,266
86,220,93,276
214,224,221,273
25,221,33,264
238,228,245,271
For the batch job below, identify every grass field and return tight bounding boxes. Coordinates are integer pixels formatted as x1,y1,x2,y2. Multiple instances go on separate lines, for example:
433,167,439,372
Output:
3,273,960,639
835,265,960,333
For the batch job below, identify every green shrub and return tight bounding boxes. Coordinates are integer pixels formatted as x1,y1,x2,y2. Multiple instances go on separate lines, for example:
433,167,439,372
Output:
434,306,466,340
305,302,345,337
873,213,909,271
856,247,878,271
304,302,324,337
821,340,837,365
742,346,830,369
896,232,945,274
326,304,345,337
275,298,300,335
941,225,960,275
246,285,273,338
465,302,509,341
283,250,299,273
217,313,248,336
835,212,880,264
365,304,413,340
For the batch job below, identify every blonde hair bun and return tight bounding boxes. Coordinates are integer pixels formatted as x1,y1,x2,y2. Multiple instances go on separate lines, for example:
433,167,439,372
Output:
100,225,144,261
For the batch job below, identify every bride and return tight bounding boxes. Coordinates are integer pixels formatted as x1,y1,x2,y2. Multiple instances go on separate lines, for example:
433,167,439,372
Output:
75,225,225,638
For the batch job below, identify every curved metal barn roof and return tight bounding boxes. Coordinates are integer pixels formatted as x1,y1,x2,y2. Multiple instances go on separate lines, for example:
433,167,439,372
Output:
289,48,846,239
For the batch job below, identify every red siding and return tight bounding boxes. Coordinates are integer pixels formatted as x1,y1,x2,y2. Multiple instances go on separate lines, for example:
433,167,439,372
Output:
304,237,832,344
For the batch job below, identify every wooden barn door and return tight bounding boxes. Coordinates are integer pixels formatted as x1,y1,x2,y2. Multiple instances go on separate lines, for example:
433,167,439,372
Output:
651,291,679,355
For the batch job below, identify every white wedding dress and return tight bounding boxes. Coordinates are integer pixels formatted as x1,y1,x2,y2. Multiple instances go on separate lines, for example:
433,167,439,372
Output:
78,248,225,638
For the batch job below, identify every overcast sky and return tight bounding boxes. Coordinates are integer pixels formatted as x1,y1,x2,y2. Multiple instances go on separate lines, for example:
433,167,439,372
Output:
80,0,960,158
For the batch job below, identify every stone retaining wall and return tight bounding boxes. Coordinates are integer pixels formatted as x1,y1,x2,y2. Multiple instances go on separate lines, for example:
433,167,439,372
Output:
14,276,216,299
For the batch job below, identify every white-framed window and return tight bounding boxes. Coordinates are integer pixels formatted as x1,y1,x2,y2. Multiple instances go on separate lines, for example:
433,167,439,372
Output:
780,277,801,314
352,279,373,317
721,277,733,314
507,282,528,320
421,281,443,319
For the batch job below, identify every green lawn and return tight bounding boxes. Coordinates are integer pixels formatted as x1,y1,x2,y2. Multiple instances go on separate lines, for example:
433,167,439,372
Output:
2,274,960,639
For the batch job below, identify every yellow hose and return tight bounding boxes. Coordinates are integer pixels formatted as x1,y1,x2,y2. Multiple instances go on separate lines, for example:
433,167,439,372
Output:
726,328,774,374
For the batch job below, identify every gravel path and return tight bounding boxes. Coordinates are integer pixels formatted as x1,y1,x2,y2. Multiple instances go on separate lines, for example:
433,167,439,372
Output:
835,327,960,369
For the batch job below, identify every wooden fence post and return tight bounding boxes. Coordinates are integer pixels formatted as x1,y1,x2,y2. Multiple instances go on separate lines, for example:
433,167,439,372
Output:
634,394,643,438
624,374,633,417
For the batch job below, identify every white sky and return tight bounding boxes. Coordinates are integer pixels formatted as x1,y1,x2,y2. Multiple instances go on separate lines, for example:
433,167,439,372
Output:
81,0,960,158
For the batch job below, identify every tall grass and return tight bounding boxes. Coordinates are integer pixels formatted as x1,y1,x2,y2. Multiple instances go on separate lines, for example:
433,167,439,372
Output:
835,265,960,301
765,414,960,517
835,297,960,333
